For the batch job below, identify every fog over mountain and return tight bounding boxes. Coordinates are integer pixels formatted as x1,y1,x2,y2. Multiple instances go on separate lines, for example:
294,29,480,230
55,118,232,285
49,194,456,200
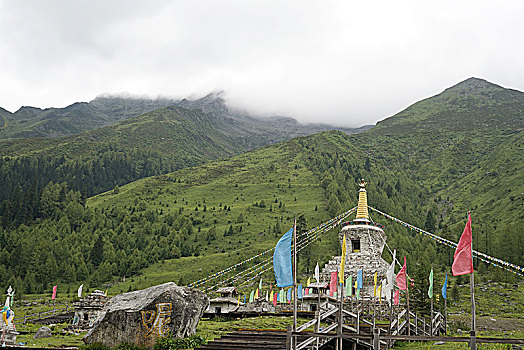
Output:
1,1,524,127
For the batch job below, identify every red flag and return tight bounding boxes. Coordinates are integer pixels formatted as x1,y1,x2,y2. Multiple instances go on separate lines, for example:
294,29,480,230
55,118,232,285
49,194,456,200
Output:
394,290,400,305
272,291,278,307
329,271,337,296
396,257,407,290
452,213,474,276
51,285,57,300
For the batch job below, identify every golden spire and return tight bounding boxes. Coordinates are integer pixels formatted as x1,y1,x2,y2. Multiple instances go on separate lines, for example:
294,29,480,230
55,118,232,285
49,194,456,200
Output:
355,179,370,222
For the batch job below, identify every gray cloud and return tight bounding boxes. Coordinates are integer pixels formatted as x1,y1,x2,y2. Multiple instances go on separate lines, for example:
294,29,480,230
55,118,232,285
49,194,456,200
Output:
1,0,523,127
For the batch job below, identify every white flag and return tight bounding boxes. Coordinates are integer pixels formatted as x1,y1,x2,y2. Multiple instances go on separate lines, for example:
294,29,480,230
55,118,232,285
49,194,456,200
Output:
384,249,396,301
314,262,320,282
77,284,84,298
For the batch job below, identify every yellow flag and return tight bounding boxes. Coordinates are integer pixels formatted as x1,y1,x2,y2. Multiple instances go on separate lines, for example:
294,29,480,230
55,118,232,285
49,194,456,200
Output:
339,233,347,284
270,290,274,302
377,284,382,304
255,288,259,299
307,277,311,287
237,295,240,306
373,272,378,297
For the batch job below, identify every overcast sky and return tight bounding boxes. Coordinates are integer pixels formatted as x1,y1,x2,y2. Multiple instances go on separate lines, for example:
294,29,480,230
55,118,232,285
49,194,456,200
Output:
1,0,523,127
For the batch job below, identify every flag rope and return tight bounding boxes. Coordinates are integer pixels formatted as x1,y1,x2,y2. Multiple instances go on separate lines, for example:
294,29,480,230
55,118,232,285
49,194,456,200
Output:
189,207,357,289
369,206,523,277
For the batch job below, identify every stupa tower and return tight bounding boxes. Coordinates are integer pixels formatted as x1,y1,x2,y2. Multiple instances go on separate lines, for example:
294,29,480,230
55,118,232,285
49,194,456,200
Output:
321,179,389,297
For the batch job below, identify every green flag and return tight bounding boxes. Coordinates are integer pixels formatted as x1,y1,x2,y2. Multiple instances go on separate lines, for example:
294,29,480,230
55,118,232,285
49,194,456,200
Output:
249,290,255,303
346,276,352,296
428,268,434,298
259,278,263,291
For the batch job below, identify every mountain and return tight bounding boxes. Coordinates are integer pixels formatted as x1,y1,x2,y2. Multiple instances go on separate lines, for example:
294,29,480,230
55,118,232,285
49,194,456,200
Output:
0,77,522,295
372,77,524,134
0,93,365,139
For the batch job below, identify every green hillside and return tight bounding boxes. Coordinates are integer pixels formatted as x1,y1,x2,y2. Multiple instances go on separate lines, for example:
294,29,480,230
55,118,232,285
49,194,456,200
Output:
372,77,524,134
0,77,522,306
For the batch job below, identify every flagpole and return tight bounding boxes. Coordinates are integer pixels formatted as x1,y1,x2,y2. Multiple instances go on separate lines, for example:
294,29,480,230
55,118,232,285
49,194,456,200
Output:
470,270,476,349
292,218,297,350
430,292,433,336
444,295,447,335
406,267,410,336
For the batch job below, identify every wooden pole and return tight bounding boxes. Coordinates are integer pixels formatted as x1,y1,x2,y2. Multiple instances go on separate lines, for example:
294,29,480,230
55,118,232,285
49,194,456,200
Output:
406,264,411,336
431,296,434,336
317,287,321,350
470,272,477,350
444,296,448,335
338,280,344,350
293,218,297,350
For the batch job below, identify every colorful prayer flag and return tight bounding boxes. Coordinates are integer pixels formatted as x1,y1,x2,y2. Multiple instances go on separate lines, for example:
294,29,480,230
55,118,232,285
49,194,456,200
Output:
315,262,320,282
346,275,352,296
373,271,378,297
396,257,407,290
339,233,347,284
273,228,294,287
51,285,57,300
428,268,434,298
329,271,337,296
452,213,474,276
77,284,83,298
287,288,292,302
259,278,263,291
273,291,278,306
394,290,400,305
442,274,448,300
298,284,303,299
307,277,311,287
357,269,363,289
249,290,254,303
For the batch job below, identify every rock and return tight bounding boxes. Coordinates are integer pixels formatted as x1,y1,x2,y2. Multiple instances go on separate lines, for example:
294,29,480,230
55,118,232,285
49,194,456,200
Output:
84,282,208,348
434,341,446,345
34,326,52,339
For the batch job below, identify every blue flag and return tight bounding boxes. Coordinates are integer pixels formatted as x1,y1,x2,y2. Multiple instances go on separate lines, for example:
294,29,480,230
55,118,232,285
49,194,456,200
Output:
273,228,294,287
357,269,363,289
442,273,448,299
287,288,292,302
298,284,303,299
244,294,246,304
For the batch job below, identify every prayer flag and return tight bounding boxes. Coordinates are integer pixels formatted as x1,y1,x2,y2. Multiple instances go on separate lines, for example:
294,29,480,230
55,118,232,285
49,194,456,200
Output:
385,250,396,297
381,279,387,300
428,268,434,298
265,290,269,302
394,290,400,305
329,271,337,296
51,285,57,300
307,277,311,287
249,290,254,303
237,295,240,306
77,284,83,298
377,283,382,304
315,263,320,282
442,274,448,300
255,288,259,299
356,287,360,300
373,271,378,297
357,269,363,289
273,291,278,306
298,284,303,299
396,257,407,290
273,228,293,287
346,275,352,296
244,294,246,304
287,288,292,302
259,278,263,291
452,213,474,276
339,233,347,284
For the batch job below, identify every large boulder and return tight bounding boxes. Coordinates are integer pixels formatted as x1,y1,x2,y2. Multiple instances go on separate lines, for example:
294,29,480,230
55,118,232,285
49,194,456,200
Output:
84,282,208,348
34,326,52,339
